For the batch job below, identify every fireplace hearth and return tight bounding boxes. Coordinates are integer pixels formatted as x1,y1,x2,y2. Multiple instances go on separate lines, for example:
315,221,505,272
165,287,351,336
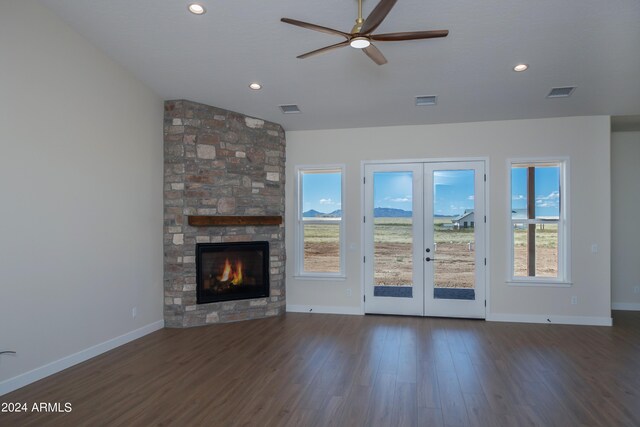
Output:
196,242,270,304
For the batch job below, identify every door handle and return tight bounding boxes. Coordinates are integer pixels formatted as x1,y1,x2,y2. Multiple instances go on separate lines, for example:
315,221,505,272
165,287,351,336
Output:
425,257,432,262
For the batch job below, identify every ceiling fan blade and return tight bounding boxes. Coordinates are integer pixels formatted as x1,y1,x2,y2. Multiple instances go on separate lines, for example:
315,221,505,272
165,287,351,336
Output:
297,41,350,59
360,0,398,35
281,18,349,39
363,44,388,65
371,30,449,42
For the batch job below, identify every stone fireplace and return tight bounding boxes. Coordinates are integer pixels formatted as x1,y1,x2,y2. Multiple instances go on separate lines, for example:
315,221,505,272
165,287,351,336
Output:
163,100,286,327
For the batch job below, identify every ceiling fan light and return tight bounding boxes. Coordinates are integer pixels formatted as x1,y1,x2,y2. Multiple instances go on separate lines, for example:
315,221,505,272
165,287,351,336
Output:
350,37,371,49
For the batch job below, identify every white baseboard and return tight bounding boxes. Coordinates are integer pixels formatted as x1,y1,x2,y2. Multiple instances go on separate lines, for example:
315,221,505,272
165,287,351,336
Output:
0,320,164,396
285,306,614,325
612,302,640,311
286,304,362,315
487,313,612,326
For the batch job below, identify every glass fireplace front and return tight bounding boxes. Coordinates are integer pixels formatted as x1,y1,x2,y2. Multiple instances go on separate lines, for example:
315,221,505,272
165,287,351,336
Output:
196,241,270,304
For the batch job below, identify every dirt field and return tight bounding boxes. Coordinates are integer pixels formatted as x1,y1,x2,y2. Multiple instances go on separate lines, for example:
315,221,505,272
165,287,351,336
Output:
372,218,477,287
513,245,558,277
303,219,559,283
373,242,475,287
513,226,559,277
303,242,340,273
304,240,476,287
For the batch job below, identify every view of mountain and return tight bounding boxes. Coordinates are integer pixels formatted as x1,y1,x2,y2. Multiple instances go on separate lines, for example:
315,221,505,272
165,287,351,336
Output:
303,208,459,218
373,207,412,218
302,209,342,218
304,208,412,218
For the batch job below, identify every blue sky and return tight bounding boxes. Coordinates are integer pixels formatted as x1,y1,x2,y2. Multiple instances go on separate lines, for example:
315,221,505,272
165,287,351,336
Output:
302,167,560,218
373,172,414,212
302,172,341,212
432,170,475,216
373,170,475,216
511,166,560,218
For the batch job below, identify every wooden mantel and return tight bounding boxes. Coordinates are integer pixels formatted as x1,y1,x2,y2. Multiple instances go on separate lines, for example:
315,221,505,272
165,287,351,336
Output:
188,215,283,227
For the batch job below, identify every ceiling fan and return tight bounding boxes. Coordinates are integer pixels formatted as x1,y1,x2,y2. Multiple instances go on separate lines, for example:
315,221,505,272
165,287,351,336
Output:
281,0,449,65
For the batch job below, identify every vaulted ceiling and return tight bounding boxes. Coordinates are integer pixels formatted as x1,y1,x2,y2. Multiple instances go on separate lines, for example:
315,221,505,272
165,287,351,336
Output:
40,0,640,131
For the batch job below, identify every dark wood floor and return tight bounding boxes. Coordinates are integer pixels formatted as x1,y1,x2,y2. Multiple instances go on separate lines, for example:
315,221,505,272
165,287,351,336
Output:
2,312,640,427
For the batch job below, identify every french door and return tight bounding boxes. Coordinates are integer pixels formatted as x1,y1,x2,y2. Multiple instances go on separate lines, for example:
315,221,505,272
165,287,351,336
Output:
363,161,486,318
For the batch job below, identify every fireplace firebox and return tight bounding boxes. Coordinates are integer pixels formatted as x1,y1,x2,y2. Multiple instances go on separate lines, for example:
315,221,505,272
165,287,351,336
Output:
196,241,270,304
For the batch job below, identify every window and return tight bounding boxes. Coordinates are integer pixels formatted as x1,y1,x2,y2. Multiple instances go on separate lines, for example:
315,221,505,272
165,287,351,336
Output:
296,166,345,277
509,159,569,284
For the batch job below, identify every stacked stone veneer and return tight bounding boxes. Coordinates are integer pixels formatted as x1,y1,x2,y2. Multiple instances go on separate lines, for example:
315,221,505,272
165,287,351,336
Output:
163,100,286,327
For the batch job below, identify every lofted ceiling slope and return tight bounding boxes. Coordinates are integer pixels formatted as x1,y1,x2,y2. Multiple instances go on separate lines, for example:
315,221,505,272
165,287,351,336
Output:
39,0,640,131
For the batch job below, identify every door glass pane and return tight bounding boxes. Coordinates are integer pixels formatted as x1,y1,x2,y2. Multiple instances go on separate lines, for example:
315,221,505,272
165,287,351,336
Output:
373,171,413,297
432,170,476,300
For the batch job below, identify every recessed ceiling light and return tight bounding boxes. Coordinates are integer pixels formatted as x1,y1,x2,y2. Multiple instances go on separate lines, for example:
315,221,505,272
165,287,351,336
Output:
188,3,206,15
513,64,529,72
350,37,371,49
249,83,262,90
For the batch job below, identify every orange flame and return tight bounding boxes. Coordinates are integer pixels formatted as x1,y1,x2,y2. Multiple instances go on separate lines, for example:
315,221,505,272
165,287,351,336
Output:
217,258,243,285
218,259,232,282
231,260,243,285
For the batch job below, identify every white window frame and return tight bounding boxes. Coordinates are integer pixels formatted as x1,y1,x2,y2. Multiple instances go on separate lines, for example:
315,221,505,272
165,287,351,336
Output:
507,158,571,286
295,165,346,279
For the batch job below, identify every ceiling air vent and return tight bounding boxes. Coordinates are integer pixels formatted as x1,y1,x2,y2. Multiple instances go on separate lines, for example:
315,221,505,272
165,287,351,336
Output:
415,95,438,106
279,104,301,114
547,86,576,98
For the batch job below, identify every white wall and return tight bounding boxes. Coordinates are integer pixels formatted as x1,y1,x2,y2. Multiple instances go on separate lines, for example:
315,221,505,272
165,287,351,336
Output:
611,131,640,310
0,1,164,393
286,116,612,324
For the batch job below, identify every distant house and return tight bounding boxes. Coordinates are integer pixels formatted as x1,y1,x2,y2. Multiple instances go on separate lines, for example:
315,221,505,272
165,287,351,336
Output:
452,210,475,229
